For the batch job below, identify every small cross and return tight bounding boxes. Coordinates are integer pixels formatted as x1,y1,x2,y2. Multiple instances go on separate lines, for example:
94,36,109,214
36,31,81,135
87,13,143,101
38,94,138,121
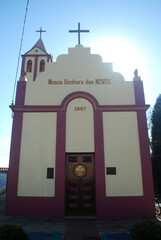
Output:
36,27,46,39
69,23,90,44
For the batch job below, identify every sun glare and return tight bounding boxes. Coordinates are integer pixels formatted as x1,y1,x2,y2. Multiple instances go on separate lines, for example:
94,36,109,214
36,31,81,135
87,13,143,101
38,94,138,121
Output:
91,38,147,81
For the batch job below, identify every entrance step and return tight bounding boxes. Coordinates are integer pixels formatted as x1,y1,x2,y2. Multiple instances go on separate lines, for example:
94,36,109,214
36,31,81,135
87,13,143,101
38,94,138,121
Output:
64,219,101,240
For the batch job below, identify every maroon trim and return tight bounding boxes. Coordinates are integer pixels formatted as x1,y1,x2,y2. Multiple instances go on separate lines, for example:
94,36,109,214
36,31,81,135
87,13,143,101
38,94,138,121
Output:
54,110,66,216
20,54,52,81
22,54,52,57
6,91,155,217
61,91,99,110
11,91,149,113
10,104,150,113
20,56,25,77
6,197,66,216
133,81,145,105
93,108,155,218
136,111,155,216
33,56,38,81
15,81,26,105
6,112,23,215
6,111,66,217
93,196,154,218
94,109,106,216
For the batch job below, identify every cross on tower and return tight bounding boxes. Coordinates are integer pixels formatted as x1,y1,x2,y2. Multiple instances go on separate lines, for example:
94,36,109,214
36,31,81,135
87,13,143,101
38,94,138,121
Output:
69,23,90,44
36,27,46,39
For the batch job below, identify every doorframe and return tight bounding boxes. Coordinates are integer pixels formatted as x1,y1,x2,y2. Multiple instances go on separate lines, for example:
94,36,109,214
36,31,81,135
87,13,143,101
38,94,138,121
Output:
65,152,96,216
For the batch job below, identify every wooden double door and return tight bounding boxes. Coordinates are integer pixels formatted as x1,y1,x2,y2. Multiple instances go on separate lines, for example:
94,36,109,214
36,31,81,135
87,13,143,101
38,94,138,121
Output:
66,153,95,216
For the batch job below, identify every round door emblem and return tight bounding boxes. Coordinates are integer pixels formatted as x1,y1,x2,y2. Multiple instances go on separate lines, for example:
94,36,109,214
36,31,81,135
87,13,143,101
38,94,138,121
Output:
74,164,87,178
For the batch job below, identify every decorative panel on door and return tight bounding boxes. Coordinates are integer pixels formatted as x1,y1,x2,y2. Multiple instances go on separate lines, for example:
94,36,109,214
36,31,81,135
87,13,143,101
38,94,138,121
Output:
66,154,95,216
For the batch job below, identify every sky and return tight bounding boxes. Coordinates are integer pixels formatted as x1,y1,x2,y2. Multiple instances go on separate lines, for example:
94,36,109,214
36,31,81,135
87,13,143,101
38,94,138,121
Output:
0,0,161,167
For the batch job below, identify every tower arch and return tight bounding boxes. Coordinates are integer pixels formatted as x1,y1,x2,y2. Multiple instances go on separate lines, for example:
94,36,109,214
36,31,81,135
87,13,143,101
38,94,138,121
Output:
39,59,45,72
26,60,32,72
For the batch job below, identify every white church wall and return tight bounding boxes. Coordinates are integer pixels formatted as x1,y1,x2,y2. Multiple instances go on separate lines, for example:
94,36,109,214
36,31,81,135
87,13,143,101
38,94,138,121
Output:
17,112,57,197
66,98,94,152
24,45,135,106
27,47,47,55
24,56,35,82
103,112,143,196
37,57,47,73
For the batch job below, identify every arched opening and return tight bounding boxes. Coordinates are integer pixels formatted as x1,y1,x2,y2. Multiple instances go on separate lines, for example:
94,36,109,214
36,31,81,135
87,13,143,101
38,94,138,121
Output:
26,60,32,72
39,59,45,72
65,98,95,216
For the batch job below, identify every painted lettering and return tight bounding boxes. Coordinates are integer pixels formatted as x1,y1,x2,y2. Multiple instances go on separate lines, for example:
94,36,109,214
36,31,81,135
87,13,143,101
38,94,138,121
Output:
95,79,111,84
74,106,87,111
86,79,94,84
64,79,84,85
48,79,62,84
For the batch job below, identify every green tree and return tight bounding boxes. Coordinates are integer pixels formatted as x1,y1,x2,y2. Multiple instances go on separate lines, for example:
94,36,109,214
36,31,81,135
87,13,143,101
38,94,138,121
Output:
151,94,161,195
146,107,153,150
0,188,6,196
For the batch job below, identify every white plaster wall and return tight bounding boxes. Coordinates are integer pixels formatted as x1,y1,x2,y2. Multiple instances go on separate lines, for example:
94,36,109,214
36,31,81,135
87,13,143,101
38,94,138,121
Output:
24,45,135,106
66,98,94,152
24,56,35,82
103,112,143,196
18,112,57,196
25,56,48,82
27,47,46,55
37,57,47,71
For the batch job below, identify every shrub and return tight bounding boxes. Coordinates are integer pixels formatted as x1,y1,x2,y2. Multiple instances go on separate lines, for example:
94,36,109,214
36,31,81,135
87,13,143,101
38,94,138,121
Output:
0,188,6,196
130,219,161,240
0,224,28,240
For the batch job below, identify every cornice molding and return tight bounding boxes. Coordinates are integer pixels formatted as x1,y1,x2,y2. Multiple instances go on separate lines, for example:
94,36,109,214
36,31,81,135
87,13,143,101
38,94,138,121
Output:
10,104,150,113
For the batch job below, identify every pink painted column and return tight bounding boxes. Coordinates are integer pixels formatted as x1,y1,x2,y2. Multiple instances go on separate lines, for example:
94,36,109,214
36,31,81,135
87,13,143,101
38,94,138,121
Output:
94,109,106,217
134,79,155,217
33,56,38,81
6,112,23,215
133,80,145,106
6,80,26,215
54,110,66,216
137,111,155,217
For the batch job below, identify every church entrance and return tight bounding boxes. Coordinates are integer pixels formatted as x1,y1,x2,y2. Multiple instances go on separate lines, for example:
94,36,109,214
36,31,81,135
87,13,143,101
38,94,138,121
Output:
66,153,95,216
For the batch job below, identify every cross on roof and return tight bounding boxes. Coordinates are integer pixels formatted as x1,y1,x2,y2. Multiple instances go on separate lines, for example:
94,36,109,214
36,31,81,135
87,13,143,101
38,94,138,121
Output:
36,27,46,39
69,23,90,44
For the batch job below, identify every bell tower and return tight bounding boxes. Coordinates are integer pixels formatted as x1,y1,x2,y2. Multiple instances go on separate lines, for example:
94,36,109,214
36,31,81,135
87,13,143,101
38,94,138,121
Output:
20,28,52,81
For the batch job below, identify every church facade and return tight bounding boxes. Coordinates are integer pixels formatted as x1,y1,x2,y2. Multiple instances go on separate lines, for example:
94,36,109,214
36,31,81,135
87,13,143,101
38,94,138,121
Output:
6,33,155,217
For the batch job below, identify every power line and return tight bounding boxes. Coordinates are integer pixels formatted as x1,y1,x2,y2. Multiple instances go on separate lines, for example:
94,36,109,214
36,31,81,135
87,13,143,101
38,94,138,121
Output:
11,0,30,105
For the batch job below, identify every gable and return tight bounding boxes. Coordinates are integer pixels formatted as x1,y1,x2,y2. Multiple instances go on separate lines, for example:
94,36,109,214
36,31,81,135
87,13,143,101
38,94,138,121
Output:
24,44,135,105
25,47,47,55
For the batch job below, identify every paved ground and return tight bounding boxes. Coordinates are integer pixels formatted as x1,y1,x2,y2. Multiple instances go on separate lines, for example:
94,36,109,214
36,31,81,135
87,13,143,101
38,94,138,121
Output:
65,219,100,240
0,195,161,239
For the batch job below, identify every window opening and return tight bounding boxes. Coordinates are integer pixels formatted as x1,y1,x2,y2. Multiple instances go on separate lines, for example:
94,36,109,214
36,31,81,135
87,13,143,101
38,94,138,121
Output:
40,59,45,72
27,60,32,72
